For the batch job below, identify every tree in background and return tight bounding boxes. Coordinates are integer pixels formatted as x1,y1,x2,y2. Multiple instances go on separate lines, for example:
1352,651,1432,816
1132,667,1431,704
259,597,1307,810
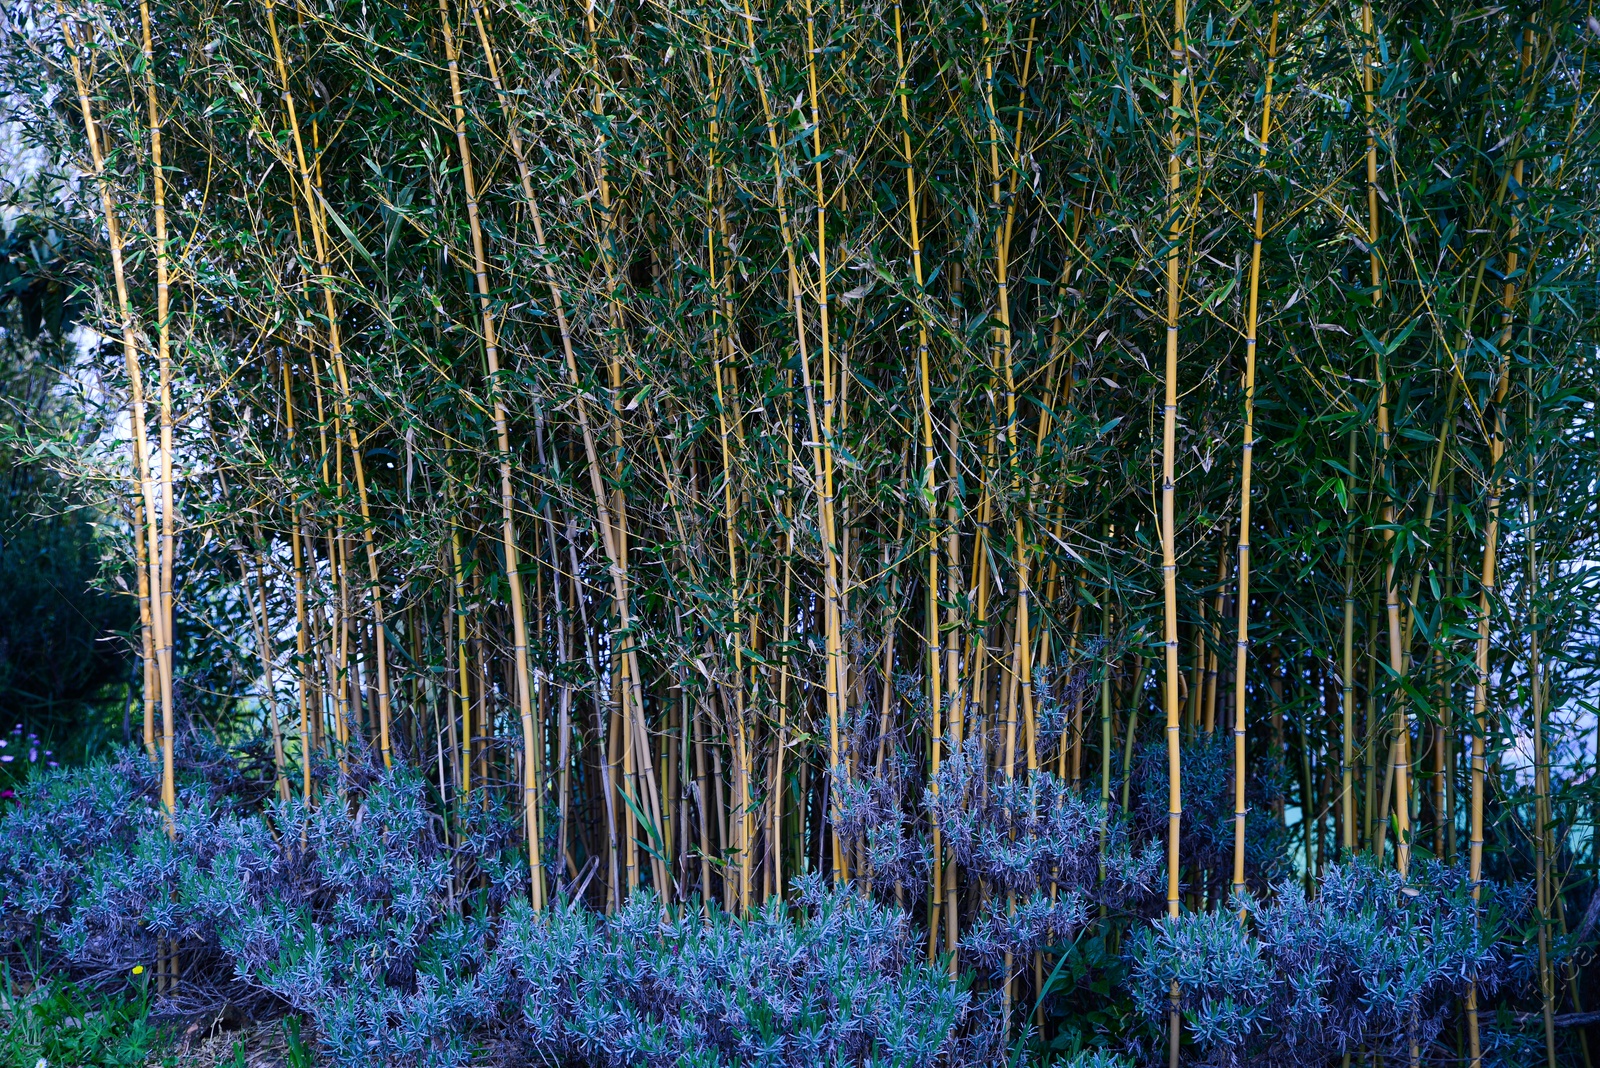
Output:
0,200,133,761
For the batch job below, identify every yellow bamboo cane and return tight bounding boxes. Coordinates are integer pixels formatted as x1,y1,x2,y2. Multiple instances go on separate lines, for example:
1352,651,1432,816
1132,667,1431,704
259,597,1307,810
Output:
798,0,848,882
281,357,314,804
56,9,160,777
1163,2,1189,1063
892,0,944,958
1230,8,1278,908
436,0,544,911
1466,25,1535,1059
136,0,177,827
263,0,392,768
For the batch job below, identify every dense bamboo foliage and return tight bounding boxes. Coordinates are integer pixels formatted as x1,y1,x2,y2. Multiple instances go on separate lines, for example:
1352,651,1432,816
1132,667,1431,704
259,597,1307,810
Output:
4,0,1600,1059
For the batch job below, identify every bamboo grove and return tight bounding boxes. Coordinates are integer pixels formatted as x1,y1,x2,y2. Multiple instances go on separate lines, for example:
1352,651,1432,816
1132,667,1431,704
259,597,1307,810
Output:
5,0,1600,1057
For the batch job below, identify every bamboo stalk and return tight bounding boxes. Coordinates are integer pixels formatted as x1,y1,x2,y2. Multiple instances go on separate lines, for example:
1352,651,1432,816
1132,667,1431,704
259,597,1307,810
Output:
1119,655,1146,813
532,407,574,890
1067,599,1085,781
730,0,846,892
1098,574,1112,885
1203,531,1227,736
136,0,177,827
436,0,542,910
982,66,1042,1014
250,518,290,802
892,0,944,959
1341,432,1357,854
56,7,161,777
451,515,471,799
282,357,313,804
1527,450,1555,1068
1162,2,1188,1060
797,0,848,882
943,418,965,972
262,0,391,768
135,490,154,760
472,0,666,897
1441,465,1456,862
1355,0,1416,883
566,0,669,901
1230,8,1278,906
698,34,754,911
771,482,794,904
1467,22,1536,1060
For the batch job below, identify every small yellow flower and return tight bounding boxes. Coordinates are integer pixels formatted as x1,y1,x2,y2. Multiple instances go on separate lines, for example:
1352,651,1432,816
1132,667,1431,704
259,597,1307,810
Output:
132,965,145,975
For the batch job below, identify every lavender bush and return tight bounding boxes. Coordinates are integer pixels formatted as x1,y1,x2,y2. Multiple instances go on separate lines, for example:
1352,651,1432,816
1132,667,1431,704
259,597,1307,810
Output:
501,878,1003,1067
927,737,1160,974
0,744,1532,1067
0,751,1012,1067
832,698,933,897
1128,858,1523,1067
1128,731,1292,902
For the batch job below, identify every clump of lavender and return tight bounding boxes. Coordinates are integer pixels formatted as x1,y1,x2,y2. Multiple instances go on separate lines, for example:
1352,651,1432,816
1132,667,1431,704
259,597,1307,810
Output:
501,875,1006,1067
1059,1053,1132,1068
959,890,1089,975
831,691,932,897
1128,857,1524,1067
0,750,1024,1068
929,738,1159,905
0,745,158,959
53,749,525,1043
927,737,1159,972
1028,639,1103,758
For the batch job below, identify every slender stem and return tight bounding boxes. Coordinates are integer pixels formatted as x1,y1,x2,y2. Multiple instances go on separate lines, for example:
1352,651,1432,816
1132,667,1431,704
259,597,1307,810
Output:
56,6,160,776
892,0,944,959
437,0,542,909
1163,3,1188,1060
137,0,178,827
1231,8,1278,906
263,0,390,768
1467,23,1536,1062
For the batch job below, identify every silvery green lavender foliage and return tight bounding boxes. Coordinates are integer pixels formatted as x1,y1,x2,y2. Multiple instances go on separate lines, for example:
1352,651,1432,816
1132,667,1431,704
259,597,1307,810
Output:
234,786,523,1067
927,738,1160,973
500,876,1004,1067
0,734,279,984
832,694,933,896
0,750,1018,1068
0,746,155,954
1129,858,1523,1067
1054,1054,1132,1068
49,744,527,1044
1028,649,1103,758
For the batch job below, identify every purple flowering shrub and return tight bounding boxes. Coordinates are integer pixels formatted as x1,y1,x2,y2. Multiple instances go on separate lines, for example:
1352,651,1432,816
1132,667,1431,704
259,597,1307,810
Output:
1128,731,1293,902
0,732,276,978
0,741,1530,1068
832,697,934,897
0,746,157,957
